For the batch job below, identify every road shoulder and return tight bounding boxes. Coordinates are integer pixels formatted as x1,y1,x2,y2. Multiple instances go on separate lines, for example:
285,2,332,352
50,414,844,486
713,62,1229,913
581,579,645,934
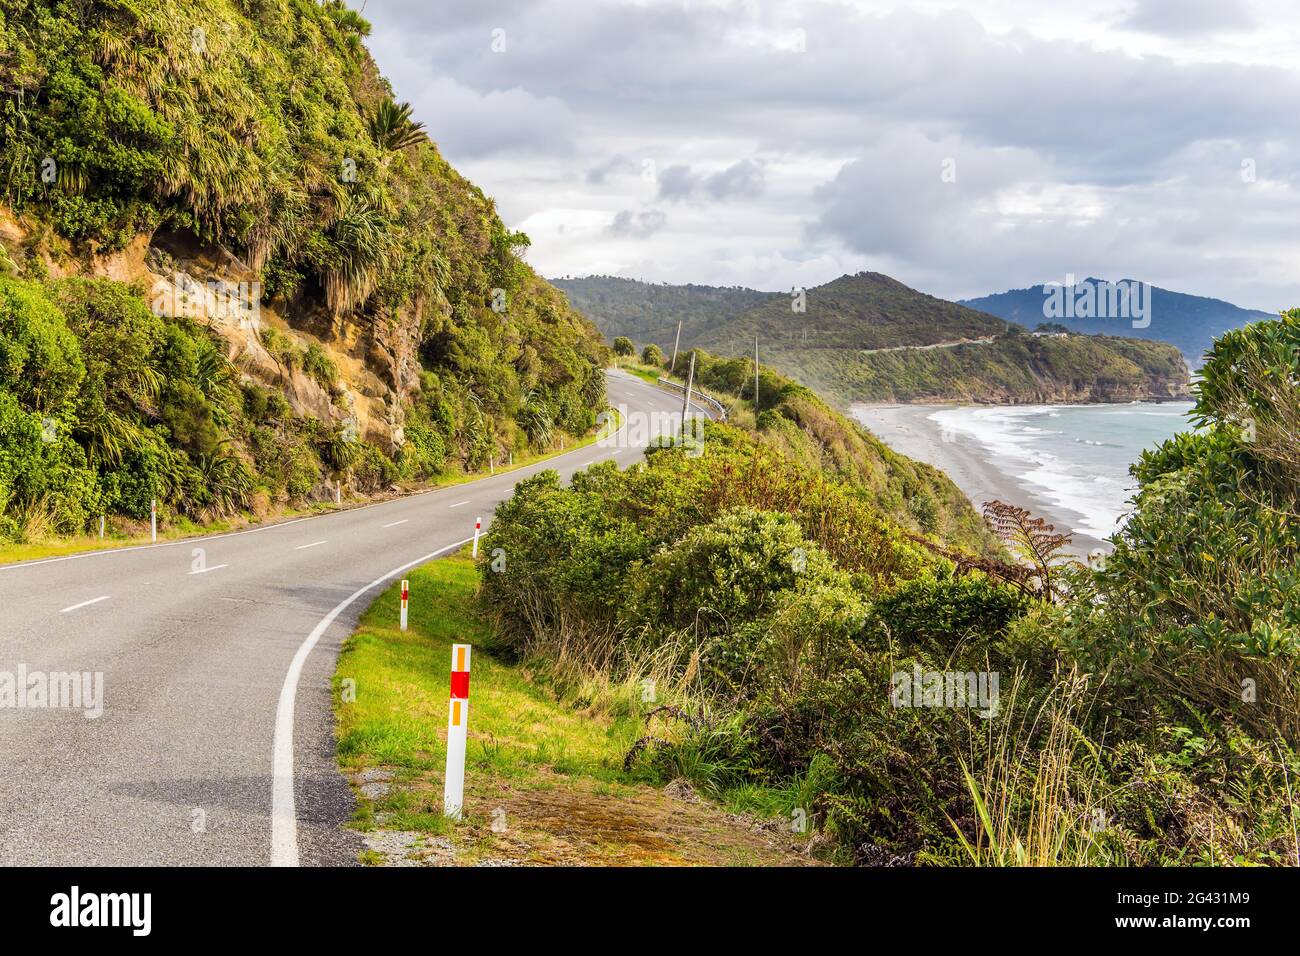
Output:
332,554,821,867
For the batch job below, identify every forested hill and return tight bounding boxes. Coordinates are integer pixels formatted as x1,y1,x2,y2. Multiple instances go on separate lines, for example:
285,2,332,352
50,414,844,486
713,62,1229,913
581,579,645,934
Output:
0,0,606,540
696,271,1010,353
552,275,777,351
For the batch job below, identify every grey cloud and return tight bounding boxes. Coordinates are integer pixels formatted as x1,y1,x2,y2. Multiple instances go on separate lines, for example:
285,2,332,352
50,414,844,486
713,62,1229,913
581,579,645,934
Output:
809,131,1300,309
375,2,1300,181
361,0,1300,310
656,165,697,201
705,160,765,200
586,154,635,185
656,160,766,202
608,209,668,238
1119,0,1256,36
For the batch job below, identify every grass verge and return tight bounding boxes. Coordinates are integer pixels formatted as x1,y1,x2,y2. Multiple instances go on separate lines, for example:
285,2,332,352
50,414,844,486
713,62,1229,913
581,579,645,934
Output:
332,553,822,867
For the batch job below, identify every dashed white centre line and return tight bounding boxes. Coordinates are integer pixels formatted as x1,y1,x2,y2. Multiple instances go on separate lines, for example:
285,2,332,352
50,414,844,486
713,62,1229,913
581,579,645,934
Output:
188,564,229,575
294,540,327,550
59,595,110,614
382,520,408,528
448,500,470,508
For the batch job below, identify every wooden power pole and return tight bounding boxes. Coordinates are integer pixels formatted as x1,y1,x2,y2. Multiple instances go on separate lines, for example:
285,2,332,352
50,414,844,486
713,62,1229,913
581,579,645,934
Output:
753,334,759,409
681,350,696,430
669,320,682,374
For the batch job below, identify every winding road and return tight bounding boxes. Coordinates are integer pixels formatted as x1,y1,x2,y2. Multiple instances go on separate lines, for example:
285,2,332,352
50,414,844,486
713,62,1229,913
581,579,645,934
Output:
0,370,711,866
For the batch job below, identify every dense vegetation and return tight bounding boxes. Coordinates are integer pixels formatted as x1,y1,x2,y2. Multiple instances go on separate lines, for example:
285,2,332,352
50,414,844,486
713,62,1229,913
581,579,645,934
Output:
698,272,1009,353
553,275,776,356
654,347,999,554
479,314,1300,866
0,272,430,537
962,279,1276,368
0,0,606,542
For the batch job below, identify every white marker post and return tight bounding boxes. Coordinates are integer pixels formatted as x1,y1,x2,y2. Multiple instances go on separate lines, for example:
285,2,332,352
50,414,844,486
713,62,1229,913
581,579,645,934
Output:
99,515,105,540
399,579,409,632
335,481,342,507
150,499,157,543
444,643,472,819
472,516,481,558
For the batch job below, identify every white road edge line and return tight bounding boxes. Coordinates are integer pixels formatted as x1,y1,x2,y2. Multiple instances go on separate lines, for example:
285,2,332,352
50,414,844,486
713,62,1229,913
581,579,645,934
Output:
448,500,470,508
294,540,327,550
188,564,229,575
271,535,475,867
59,595,110,614
382,520,408,528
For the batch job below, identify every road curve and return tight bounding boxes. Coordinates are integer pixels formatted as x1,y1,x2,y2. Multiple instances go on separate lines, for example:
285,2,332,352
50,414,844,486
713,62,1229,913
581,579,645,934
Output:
0,370,713,866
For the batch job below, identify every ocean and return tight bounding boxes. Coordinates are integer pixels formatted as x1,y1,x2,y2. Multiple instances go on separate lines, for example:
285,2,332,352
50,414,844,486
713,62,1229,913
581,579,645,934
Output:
851,400,1198,548
924,402,1196,540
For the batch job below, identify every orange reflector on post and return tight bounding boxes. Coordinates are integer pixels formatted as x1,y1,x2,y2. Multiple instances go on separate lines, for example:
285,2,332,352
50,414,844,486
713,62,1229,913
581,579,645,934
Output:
444,643,473,819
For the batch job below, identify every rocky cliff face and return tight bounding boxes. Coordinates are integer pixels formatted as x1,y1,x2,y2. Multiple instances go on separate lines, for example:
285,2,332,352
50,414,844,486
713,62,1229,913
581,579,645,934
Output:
946,369,1193,405
0,0,608,486
754,332,1192,407
4,208,412,452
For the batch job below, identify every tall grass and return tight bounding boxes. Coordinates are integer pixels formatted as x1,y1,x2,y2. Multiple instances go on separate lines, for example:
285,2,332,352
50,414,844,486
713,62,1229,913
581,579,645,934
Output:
949,667,1116,866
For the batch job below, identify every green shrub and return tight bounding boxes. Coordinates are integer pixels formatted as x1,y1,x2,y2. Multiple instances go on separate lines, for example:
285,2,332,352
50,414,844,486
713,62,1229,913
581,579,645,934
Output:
302,341,339,391
480,468,650,665
863,572,1031,659
0,277,85,412
625,507,835,638
352,442,398,492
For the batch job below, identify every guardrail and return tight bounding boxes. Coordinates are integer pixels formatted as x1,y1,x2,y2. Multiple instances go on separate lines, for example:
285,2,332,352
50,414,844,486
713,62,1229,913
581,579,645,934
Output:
655,377,728,421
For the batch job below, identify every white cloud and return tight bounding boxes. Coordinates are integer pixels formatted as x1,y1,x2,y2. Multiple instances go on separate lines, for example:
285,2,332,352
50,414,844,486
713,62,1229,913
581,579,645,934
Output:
362,0,1300,311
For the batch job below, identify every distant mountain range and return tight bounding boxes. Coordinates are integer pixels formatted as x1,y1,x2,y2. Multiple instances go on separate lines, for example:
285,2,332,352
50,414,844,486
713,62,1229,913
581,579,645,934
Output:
557,272,1191,405
960,280,1275,366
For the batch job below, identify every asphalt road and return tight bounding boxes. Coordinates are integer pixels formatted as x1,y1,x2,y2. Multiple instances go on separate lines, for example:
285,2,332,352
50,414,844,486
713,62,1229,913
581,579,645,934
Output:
0,370,712,866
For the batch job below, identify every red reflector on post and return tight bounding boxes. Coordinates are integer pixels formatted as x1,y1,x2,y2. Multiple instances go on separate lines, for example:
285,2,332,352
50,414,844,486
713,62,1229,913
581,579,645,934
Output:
450,670,470,699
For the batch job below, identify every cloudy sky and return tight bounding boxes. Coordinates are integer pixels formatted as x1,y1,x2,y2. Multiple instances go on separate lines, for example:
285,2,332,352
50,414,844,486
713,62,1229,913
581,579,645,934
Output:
363,0,1300,310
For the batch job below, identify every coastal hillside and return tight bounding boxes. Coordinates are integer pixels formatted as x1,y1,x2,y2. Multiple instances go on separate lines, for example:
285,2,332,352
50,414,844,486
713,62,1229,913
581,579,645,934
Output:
0,0,606,542
696,273,1191,405
784,325,1191,405
698,272,1008,353
639,349,1002,555
564,272,1190,405
962,279,1276,367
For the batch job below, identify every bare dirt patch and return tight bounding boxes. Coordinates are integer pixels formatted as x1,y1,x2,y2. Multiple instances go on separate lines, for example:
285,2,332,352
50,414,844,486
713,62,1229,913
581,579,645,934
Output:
361,768,822,868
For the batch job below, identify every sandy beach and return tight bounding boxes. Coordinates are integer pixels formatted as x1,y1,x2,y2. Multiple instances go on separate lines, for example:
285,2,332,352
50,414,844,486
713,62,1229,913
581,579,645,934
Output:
852,403,1109,556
